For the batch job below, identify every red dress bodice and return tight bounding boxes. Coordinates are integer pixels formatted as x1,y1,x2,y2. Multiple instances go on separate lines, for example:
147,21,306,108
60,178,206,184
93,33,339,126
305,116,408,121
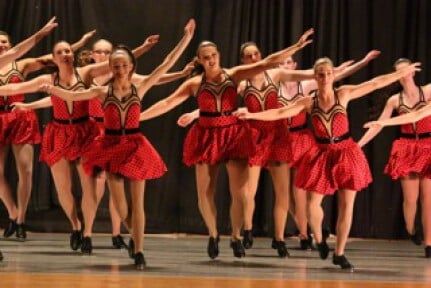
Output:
278,81,307,128
243,72,280,112
103,84,140,130
397,87,431,134
0,62,25,108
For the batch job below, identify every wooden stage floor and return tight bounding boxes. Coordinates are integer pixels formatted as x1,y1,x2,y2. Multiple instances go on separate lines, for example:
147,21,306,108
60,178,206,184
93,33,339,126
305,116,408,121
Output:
1,233,430,287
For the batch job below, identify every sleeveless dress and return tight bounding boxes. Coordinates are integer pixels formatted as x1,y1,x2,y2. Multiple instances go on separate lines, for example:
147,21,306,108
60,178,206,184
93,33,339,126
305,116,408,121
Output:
295,90,372,195
183,71,254,166
243,72,290,167
278,81,315,168
385,87,431,179
40,70,99,166
0,61,40,145
83,83,167,180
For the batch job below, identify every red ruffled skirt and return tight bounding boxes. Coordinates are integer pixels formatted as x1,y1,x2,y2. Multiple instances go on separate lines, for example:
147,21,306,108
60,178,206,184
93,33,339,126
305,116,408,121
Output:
183,116,254,166
385,138,431,179
248,120,291,167
0,110,41,146
40,119,99,166
295,138,372,195
83,133,167,180
288,128,316,168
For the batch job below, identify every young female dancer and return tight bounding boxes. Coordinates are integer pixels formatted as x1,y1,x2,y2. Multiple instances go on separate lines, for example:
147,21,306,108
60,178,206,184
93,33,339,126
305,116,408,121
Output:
0,20,95,240
138,29,314,259
235,58,419,270
278,50,380,250
37,19,195,269
363,59,431,258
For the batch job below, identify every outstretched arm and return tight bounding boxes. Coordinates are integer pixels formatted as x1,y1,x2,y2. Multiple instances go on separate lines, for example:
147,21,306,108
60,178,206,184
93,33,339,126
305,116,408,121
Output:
132,35,160,58
136,19,195,96
12,97,52,111
334,50,381,82
132,60,195,86
228,29,314,83
339,62,421,101
234,96,312,121
71,30,96,52
271,68,315,83
0,74,51,96
40,84,105,102
0,17,57,69
357,95,396,147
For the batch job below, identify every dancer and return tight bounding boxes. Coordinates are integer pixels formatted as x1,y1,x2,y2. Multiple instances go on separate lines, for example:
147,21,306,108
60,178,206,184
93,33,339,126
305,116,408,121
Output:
362,58,431,258
0,20,95,241
37,19,195,269
138,29,314,259
234,58,419,270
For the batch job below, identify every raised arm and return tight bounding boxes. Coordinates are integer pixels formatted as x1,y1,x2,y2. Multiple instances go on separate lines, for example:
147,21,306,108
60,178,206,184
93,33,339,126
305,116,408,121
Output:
71,30,96,52
339,62,421,101
139,77,198,121
132,35,160,58
334,50,381,82
132,60,194,86
357,95,397,147
227,29,314,83
234,96,312,121
136,19,195,96
0,17,57,69
40,84,106,102
0,74,51,96
12,96,52,111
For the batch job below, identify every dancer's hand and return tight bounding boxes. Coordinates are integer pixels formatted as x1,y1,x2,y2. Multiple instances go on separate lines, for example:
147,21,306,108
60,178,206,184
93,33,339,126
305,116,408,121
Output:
11,102,29,111
296,28,314,49
363,50,381,62
142,35,160,50
39,83,53,93
177,111,198,127
181,60,196,76
233,108,252,120
37,17,58,37
400,62,421,77
363,120,384,129
184,19,196,37
80,29,97,42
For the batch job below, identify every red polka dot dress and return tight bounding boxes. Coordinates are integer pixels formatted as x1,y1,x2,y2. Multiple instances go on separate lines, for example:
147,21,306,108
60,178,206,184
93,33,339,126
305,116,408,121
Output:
385,87,431,179
243,72,290,167
0,61,41,145
83,83,167,180
183,71,254,166
278,82,316,168
295,91,372,195
40,71,99,166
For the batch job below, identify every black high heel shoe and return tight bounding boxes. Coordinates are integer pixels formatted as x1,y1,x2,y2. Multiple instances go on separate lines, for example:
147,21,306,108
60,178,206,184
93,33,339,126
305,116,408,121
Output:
333,254,354,271
16,223,27,241
271,238,290,258
3,219,17,238
112,234,127,249
70,230,83,251
81,236,93,255
322,226,331,242
316,241,329,259
425,246,431,258
128,239,135,259
230,238,245,258
409,231,422,246
207,236,220,259
0,250,3,261
300,234,315,250
242,230,253,249
134,252,146,270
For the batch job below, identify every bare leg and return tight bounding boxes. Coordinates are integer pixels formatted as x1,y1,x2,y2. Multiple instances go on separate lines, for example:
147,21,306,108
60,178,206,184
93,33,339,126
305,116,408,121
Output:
12,144,33,225
268,163,290,241
335,189,357,256
291,168,309,239
308,192,325,244
106,174,130,229
50,159,81,230
195,163,219,237
129,180,146,254
243,165,261,231
400,175,420,235
420,178,431,246
0,146,18,220
76,161,98,237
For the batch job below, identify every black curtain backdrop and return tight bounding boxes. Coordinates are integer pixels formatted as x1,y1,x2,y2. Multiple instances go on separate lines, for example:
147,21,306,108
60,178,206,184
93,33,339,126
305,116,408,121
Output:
0,0,430,238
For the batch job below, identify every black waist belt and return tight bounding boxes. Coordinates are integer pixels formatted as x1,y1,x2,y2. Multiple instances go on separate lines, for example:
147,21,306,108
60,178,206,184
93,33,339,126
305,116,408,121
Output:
200,110,234,117
400,132,431,140
53,116,89,124
315,132,351,144
105,128,141,135
0,105,12,112
93,117,104,123
289,123,308,132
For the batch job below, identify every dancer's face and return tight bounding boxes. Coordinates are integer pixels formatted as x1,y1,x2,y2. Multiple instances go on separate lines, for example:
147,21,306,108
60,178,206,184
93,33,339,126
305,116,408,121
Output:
110,52,133,79
241,45,261,64
395,61,414,84
52,42,74,66
198,46,220,73
0,35,11,55
279,57,297,70
92,40,113,63
314,63,334,87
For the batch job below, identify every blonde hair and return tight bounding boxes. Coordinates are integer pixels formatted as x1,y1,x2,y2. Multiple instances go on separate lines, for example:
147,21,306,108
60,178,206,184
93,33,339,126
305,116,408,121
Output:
313,57,334,72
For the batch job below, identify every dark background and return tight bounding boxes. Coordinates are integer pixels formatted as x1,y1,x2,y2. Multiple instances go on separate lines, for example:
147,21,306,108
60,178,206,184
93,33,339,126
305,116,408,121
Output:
0,0,430,239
